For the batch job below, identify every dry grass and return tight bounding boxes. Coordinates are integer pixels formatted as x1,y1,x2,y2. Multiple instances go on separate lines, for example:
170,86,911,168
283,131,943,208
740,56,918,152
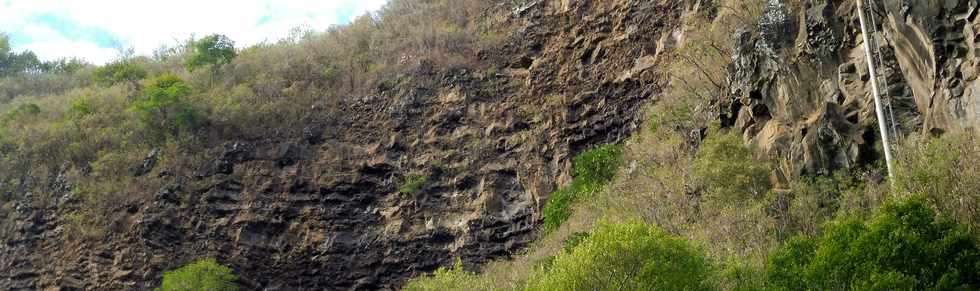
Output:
406,2,893,288
1,0,508,238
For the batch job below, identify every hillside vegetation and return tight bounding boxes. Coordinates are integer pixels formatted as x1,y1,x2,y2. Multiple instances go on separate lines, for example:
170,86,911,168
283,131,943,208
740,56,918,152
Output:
3,0,980,290
405,0,980,290
0,0,498,238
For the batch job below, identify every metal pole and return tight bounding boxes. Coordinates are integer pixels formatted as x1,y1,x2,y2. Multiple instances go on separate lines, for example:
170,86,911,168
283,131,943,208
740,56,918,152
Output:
857,0,896,183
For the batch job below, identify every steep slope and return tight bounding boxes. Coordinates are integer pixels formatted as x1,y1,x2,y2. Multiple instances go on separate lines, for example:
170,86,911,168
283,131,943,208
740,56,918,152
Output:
725,0,980,179
0,1,681,290
3,0,979,290
402,0,980,289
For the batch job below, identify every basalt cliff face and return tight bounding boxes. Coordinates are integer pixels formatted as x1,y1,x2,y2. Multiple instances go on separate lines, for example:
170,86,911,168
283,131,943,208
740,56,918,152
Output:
725,0,980,179
2,0,979,290
1,1,679,290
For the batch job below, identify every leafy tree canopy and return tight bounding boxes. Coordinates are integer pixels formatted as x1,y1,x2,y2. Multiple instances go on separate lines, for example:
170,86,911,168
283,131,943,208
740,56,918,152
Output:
767,196,980,290
93,60,147,86
1,33,89,76
132,74,201,141
186,34,237,72
528,220,716,290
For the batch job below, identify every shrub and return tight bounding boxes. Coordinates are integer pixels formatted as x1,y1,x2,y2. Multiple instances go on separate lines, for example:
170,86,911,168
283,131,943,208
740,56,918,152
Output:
542,144,623,232
527,220,716,291
399,173,427,195
693,131,771,203
65,97,95,121
1,103,41,125
571,144,624,183
158,258,239,291
403,259,483,291
783,171,868,236
132,74,202,141
896,132,980,234
92,60,147,87
766,196,980,290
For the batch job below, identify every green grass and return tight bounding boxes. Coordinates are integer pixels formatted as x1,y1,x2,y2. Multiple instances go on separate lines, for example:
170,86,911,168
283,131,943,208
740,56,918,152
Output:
542,144,623,233
399,173,428,195
157,258,238,291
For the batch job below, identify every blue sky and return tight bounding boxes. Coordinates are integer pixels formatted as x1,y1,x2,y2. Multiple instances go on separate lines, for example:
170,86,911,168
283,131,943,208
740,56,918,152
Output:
1,0,387,64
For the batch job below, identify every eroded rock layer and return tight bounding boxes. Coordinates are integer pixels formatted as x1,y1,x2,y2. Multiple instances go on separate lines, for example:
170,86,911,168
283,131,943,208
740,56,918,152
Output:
726,0,980,179
0,1,681,290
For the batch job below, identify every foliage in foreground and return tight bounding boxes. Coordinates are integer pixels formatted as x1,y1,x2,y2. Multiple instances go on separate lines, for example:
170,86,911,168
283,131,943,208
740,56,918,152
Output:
897,132,980,234
157,258,239,291
542,144,623,233
767,196,980,290
527,220,716,291
403,260,483,291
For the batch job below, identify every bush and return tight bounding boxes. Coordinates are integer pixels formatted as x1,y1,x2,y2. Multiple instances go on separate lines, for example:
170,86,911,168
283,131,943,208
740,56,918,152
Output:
132,74,202,141
527,220,716,291
542,144,623,233
399,173,427,195
896,132,980,234
158,258,239,291
65,97,95,121
693,131,771,203
766,196,980,290
1,103,41,125
92,60,147,87
781,171,869,236
403,259,483,291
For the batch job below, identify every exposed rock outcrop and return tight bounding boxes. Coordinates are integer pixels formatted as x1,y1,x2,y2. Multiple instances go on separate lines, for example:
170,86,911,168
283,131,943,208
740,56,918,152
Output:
724,0,979,179
0,1,682,290
3,0,978,290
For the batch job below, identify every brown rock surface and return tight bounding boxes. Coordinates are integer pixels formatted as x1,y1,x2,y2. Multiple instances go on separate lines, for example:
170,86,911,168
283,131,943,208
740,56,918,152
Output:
725,0,979,179
0,1,681,290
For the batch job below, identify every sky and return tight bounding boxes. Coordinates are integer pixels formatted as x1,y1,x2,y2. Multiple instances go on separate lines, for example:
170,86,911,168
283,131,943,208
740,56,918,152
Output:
0,0,387,64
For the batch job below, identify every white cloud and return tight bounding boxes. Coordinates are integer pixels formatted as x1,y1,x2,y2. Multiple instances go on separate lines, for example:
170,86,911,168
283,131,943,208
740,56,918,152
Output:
16,23,119,64
1,0,387,64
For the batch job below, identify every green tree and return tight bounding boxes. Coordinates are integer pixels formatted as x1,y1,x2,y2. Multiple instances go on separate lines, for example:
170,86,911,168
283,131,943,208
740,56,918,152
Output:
93,60,147,87
186,34,237,72
0,34,42,76
766,196,980,290
527,220,716,290
693,131,771,203
39,57,88,74
132,74,202,140
158,258,238,291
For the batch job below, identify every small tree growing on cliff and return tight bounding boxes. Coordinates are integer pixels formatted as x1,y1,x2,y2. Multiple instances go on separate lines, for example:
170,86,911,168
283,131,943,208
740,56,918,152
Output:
186,34,237,72
131,74,202,142
158,258,239,291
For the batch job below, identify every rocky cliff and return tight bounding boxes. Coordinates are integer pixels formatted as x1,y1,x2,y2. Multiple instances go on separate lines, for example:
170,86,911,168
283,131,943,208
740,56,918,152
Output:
0,1,680,290
725,0,980,180
2,0,979,290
